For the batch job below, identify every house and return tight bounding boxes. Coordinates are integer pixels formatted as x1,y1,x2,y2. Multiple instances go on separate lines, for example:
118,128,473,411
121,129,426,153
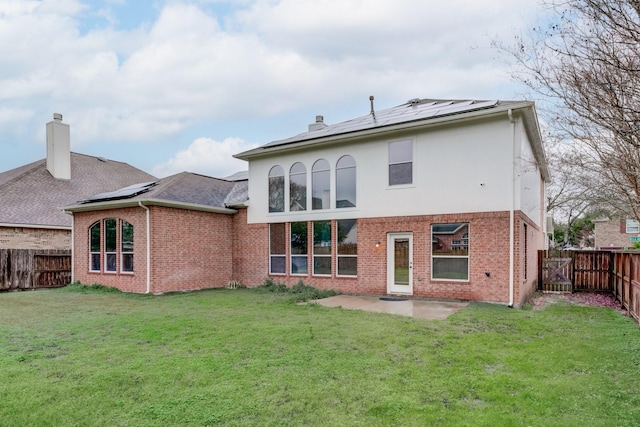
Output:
594,217,640,249
65,98,549,307
0,114,156,250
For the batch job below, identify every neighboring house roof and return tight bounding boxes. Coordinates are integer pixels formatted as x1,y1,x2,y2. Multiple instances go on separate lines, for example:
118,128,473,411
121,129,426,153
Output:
234,97,550,181
0,153,156,229
64,171,249,214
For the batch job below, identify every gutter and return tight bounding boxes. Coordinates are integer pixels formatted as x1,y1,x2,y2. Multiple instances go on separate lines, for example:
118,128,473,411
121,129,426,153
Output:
138,202,151,294
508,109,515,308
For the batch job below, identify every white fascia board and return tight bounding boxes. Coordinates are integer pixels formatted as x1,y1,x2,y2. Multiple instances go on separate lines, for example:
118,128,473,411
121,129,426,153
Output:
63,198,237,215
235,102,534,161
0,222,72,230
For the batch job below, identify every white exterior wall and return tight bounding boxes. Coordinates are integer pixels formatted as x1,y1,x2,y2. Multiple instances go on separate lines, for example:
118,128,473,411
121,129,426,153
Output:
517,123,544,228
246,114,544,224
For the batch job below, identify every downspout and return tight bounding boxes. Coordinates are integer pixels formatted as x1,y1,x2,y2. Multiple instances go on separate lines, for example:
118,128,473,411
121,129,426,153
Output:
508,109,515,308
68,212,74,283
138,202,151,294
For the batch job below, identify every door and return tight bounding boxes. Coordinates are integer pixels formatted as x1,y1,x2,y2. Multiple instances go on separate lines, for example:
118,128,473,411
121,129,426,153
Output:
387,233,413,295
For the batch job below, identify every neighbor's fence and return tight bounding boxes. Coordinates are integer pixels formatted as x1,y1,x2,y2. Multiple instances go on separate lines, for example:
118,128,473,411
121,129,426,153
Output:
0,249,71,291
538,250,639,327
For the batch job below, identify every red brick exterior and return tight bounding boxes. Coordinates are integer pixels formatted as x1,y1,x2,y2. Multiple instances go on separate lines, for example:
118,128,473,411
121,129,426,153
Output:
72,206,541,306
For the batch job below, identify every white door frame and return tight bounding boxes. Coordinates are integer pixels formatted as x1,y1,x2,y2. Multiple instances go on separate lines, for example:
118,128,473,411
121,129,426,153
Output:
386,232,413,295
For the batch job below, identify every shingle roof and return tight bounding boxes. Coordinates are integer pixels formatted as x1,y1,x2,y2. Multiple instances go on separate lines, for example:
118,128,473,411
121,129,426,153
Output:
67,171,249,213
0,153,156,228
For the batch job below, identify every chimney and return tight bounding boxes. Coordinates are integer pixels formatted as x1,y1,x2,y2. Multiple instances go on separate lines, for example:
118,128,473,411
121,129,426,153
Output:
308,115,328,132
46,113,71,180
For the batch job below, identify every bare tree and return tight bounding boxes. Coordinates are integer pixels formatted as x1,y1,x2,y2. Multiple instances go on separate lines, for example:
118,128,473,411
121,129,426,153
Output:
497,0,640,222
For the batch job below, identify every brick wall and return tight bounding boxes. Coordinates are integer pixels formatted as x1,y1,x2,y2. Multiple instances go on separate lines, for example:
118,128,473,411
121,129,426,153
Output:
73,207,148,293
0,226,70,250
150,206,234,293
595,220,637,249
233,210,543,306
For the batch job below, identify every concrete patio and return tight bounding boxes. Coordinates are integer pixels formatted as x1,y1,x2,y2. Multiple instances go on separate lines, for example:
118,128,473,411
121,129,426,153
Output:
311,295,469,320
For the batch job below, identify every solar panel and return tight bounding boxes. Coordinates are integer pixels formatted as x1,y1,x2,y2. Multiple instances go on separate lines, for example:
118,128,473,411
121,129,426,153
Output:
81,181,157,203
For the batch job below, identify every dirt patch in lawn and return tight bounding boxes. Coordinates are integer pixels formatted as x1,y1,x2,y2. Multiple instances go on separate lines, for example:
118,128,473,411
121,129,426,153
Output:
530,292,626,314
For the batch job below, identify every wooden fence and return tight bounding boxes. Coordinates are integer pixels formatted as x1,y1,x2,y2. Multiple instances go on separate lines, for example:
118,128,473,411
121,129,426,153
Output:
0,249,71,291
538,250,639,327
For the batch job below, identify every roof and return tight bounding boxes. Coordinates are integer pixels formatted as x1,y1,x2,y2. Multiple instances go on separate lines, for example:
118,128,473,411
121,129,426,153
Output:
234,97,550,181
64,171,249,214
0,153,156,229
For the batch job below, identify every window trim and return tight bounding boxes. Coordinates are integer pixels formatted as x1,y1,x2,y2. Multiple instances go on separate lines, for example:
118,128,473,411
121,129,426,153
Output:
290,221,309,276
269,223,286,275
120,220,134,274
388,139,414,187
312,158,331,210
104,218,117,274
89,221,101,272
268,165,285,213
431,222,469,282
336,219,357,277
626,219,639,234
336,155,356,209
312,221,332,276
289,162,307,211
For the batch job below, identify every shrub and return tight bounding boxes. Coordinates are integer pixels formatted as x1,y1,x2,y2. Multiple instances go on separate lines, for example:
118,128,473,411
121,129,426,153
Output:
254,278,338,302
64,281,122,293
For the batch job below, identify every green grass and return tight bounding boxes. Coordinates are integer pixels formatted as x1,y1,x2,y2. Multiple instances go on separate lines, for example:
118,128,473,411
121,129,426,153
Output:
1,286,639,426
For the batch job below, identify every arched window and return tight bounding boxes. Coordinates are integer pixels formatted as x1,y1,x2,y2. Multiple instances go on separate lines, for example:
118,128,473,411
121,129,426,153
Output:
105,218,117,272
89,222,101,272
336,155,356,208
121,220,134,273
289,162,307,211
312,159,330,210
268,165,285,213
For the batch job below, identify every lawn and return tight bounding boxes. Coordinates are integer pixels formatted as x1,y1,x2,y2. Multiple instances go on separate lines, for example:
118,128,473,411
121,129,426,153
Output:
1,285,639,426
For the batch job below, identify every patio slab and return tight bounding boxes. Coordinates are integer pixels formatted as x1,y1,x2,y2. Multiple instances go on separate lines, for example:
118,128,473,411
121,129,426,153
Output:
311,295,469,320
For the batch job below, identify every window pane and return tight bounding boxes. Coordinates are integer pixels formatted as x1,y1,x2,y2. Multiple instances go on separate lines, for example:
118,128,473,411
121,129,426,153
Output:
336,155,356,169
122,254,134,272
270,256,286,274
268,166,285,213
289,162,307,211
106,253,117,272
90,253,100,271
313,221,331,255
312,159,330,210
290,222,308,255
90,223,100,252
337,220,357,255
336,165,356,208
389,140,412,163
432,258,469,280
121,221,133,252
291,256,308,274
105,218,117,252
337,257,357,276
432,223,469,256
313,257,331,275
270,223,286,255
389,163,412,186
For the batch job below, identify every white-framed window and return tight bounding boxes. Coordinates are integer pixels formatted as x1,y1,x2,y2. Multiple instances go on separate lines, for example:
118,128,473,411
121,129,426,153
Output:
290,222,308,275
336,155,356,208
289,162,307,211
269,223,286,274
121,220,134,273
89,221,101,272
104,218,117,273
337,219,357,276
432,223,469,281
388,140,413,186
268,165,285,213
312,159,330,210
313,221,332,276
626,219,639,233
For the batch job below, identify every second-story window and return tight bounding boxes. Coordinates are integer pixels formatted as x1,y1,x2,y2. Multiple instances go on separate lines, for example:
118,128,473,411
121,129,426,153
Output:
389,140,413,186
268,165,285,213
289,162,307,211
312,159,330,210
336,155,356,208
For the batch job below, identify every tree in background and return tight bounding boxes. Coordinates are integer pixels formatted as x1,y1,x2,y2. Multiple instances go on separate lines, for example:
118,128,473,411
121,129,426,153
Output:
496,0,640,223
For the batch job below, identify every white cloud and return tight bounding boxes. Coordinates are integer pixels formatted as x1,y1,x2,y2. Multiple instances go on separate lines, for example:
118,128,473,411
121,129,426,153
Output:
151,136,257,178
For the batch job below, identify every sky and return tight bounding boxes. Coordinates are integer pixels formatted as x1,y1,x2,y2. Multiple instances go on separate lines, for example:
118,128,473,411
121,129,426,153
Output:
0,0,545,179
